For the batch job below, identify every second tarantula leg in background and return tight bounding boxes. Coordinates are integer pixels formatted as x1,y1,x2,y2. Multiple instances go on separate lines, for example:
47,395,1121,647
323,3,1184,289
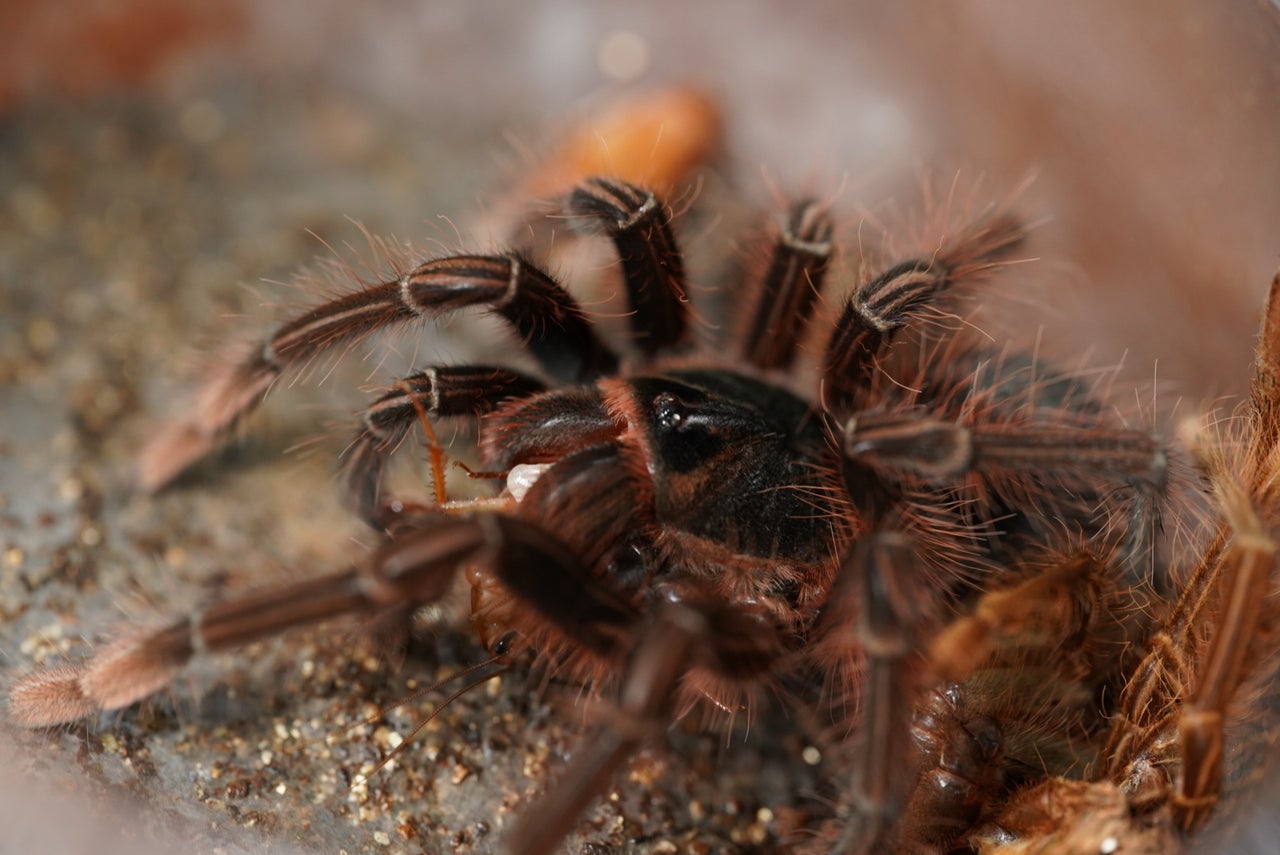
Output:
1103,275,1280,821
1173,467,1275,829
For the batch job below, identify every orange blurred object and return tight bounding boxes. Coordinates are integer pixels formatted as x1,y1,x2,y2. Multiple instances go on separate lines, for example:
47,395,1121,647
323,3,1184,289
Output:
0,0,245,110
522,85,725,201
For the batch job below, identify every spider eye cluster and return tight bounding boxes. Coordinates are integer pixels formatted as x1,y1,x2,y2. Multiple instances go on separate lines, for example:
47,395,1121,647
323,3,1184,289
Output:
653,391,687,430
648,386,725,474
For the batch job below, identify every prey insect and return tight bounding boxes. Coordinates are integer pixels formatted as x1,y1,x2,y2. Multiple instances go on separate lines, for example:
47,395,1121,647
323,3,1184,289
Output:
9,122,1278,851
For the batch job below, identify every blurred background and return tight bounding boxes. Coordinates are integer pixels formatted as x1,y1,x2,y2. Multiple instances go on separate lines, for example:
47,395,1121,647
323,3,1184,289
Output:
2,2,1279,854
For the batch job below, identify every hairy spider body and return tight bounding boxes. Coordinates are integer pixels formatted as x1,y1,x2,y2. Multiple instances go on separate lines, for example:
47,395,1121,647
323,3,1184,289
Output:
457,367,840,714
11,142,1275,855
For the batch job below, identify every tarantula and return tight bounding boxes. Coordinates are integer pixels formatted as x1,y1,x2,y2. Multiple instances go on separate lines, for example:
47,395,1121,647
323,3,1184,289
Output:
9,160,1278,853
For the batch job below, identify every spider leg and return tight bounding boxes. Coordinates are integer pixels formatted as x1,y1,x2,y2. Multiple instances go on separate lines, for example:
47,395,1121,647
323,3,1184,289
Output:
1173,488,1275,829
342,364,545,526
138,253,618,491
8,564,389,728
928,552,1110,683
737,198,834,370
8,512,488,727
1101,433,1276,830
825,533,926,855
816,535,1040,852
498,586,787,855
1164,277,1280,827
820,214,1025,411
499,601,703,855
1248,270,1280,462
841,407,1168,574
841,411,1164,490
566,177,690,357
8,501,645,730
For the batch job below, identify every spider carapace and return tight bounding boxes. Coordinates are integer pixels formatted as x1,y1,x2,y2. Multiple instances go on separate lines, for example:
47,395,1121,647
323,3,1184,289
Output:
484,367,845,652
501,369,839,569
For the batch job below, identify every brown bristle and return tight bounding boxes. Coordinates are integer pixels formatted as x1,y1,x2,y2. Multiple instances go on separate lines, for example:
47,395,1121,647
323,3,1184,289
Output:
8,665,96,728
137,359,275,492
78,635,187,713
136,422,214,492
